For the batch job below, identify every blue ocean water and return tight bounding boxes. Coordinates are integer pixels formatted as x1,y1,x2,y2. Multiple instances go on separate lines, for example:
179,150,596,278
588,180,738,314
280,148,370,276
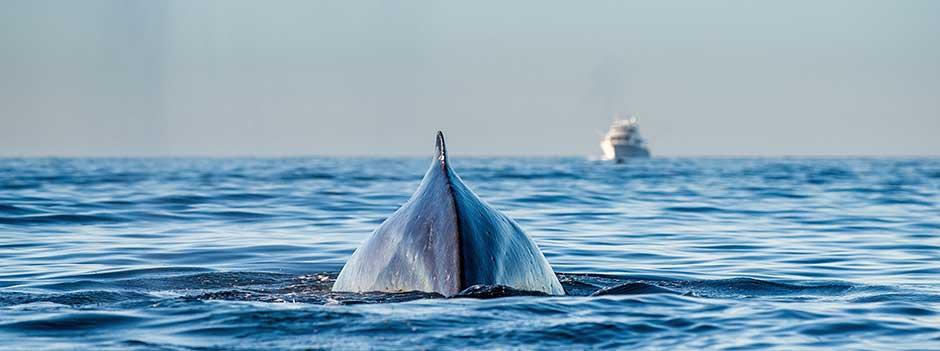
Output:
0,157,938,350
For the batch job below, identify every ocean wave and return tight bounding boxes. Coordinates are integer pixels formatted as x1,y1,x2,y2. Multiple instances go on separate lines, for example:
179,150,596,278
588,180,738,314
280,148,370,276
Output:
1,157,938,350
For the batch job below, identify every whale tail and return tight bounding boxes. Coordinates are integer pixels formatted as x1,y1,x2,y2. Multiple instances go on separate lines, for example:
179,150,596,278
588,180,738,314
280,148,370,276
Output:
332,131,564,297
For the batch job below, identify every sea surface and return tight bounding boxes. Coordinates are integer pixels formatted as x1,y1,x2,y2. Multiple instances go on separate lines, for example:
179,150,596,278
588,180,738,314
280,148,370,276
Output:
1,157,938,350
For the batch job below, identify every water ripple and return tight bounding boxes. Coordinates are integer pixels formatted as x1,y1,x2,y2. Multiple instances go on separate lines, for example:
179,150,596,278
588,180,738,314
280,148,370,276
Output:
0,157,938,350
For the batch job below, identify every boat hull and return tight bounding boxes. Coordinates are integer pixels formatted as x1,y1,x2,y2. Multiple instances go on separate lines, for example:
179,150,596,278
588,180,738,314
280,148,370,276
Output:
601,142,650,161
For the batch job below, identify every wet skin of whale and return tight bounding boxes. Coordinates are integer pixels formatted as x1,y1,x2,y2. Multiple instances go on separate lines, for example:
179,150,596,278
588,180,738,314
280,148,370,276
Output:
332,132,565,297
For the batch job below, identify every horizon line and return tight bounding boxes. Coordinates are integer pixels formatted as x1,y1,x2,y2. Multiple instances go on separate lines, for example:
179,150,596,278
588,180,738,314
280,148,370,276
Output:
1,153,938,159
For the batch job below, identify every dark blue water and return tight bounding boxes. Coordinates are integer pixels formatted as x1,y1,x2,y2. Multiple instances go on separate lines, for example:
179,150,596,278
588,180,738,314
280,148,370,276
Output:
1,157,938,350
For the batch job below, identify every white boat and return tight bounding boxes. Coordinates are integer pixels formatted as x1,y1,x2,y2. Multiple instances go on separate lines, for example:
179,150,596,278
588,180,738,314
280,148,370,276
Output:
600,117,651,161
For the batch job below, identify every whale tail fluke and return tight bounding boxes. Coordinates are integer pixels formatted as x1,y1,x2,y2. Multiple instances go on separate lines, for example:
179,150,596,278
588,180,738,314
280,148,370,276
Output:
333,131,564,297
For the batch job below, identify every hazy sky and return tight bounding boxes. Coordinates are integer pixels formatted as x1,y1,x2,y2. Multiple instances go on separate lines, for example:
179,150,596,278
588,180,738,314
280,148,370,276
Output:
2,0,938,156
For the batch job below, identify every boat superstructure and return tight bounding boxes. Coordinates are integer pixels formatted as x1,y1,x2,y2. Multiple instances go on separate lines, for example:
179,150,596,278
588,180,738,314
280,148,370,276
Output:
600,117,650,161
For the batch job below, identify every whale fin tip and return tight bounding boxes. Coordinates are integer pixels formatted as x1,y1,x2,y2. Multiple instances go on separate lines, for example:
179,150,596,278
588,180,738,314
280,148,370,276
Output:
436,131,447,165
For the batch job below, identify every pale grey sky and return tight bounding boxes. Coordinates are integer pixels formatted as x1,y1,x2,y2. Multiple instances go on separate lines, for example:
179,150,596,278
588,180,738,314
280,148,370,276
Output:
2,0,938,156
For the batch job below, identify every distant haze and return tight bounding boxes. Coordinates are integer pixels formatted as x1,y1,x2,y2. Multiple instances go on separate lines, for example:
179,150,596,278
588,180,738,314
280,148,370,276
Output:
2,0,939,157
